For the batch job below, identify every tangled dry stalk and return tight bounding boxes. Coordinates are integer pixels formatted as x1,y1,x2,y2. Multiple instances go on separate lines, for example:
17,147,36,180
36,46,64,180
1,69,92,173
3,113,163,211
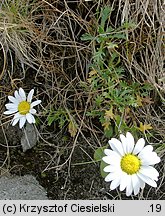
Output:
0,0,164,199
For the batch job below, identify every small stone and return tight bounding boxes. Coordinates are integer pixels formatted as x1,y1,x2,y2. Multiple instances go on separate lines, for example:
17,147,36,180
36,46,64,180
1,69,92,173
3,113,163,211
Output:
21,123,38,152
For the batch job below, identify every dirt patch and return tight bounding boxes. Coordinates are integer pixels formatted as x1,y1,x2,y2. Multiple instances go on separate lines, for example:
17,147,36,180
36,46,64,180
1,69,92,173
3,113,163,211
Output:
0,128,164,200
8,141,110,200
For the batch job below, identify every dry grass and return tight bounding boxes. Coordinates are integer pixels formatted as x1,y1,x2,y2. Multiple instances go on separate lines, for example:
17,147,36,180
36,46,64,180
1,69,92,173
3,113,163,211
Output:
118,0,165,142
0,0,164,199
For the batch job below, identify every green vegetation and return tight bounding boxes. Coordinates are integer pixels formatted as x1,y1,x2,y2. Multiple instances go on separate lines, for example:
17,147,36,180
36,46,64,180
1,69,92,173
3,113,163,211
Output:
81,6,154,139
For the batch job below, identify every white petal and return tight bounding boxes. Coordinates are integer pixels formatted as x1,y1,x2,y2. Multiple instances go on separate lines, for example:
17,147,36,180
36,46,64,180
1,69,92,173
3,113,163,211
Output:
19,116,26,128
108,138,124,156
5,108,18,112
104,149,115,156
110,176,121,190
104,149,121,157
133,138,145,155
27,89,34,102
12,117,20,126
15,112,22,117
120,134,127,153
26,113,33,123
30,108,37,114
131,174,141,195
19,88,26,100
126,132,135,153
32,116,36,123
140,182,145,189
139,152,160,165
138,145,153,157
31,100,41,107
26,113,35,124
142,157,160,166
12,112,22,120
137,173,157,187
104,172,118,182
4,110,17,115
14,90,22,102
119,171,129,191
8,96,19,104
126,176,133,196
5,103,18,110
102,155,120,165
102,156,110,164
139,166,159,180
104,165,120,173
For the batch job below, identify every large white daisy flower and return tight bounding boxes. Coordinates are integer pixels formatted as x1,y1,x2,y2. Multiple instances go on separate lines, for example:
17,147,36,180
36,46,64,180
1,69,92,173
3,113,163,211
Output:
102,132,160,196
4,88,41,128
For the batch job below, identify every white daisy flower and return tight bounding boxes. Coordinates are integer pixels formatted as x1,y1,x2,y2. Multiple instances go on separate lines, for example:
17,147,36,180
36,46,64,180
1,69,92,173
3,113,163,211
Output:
4,88,41,128
102,132,161,196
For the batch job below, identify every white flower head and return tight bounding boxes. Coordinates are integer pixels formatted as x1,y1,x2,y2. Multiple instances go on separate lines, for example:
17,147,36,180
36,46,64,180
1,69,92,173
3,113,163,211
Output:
4,88,41,128
102,132,161,196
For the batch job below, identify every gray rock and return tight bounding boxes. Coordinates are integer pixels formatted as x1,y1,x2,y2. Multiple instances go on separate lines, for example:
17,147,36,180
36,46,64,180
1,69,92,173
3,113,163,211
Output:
0,175,48,200
21,123,38,152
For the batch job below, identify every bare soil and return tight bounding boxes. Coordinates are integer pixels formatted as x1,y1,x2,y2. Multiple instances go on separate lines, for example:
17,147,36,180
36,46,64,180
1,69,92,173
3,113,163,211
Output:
0,125,164,200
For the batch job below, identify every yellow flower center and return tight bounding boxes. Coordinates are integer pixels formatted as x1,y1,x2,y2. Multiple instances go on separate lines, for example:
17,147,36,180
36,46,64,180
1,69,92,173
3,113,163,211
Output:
120,154,141,175
18,101,30,115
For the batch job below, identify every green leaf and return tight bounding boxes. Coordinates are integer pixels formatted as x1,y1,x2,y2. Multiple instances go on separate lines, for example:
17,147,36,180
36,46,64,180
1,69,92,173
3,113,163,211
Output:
100,160,108,178
81,33,95,41
96,34,108,43
107,33,126,40
59,115,67,129
122,22,136,30
100,6,111,31
94,145,108,161
106,26,114,33
47,115,55,126
95,95,103,107
93,48,105,63
104,126,114,138
94,146,109,178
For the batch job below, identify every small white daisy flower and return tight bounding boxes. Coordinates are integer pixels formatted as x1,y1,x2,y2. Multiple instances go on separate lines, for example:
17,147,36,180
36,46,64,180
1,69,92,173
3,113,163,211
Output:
4,88,41,128
102,132,161,196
